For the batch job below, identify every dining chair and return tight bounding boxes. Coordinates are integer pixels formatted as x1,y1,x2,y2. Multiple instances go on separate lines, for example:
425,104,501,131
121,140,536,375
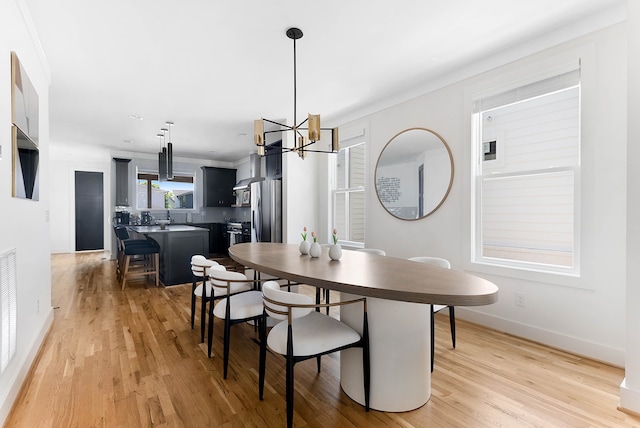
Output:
259,280,370,428
207,269,269,378
191,256,226,342
408,256,454,372
357,248,386,256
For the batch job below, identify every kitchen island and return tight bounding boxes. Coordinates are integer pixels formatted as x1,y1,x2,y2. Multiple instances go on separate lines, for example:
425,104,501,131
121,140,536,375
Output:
128,225,209,285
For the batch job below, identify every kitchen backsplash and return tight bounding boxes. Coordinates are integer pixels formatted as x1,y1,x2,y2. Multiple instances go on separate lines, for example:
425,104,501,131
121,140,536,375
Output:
132,206,250,224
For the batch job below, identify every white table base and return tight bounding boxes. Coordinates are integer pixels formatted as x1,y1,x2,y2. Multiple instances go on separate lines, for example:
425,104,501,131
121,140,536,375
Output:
339,293,431,412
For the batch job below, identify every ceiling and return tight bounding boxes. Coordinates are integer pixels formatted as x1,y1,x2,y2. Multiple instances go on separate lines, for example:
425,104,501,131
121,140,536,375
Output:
24,0,624,163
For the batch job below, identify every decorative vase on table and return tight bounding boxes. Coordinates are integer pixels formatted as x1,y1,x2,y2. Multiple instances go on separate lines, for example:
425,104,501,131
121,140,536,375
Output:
299,240,310,255
299,226,310,254
309,242,321,258
328,228,341,260
328,244,342,261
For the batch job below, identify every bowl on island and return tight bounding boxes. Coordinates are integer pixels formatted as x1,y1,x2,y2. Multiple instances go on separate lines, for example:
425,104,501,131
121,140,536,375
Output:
156,219,171,229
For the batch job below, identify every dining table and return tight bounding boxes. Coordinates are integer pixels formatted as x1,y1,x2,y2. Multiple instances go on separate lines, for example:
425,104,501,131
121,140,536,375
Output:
229,242,499,412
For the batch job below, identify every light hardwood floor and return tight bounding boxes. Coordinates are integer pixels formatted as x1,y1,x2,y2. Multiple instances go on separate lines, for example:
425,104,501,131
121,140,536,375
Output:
5,252,640,427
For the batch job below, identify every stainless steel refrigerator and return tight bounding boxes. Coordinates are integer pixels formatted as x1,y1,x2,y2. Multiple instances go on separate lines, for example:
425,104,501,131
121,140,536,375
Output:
250,178,282,243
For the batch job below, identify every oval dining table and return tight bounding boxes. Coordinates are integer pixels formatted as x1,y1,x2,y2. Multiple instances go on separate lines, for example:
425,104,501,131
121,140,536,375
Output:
229,242,499,412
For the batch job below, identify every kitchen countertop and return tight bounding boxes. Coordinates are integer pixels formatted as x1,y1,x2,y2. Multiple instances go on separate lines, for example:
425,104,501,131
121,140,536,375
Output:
128,225,209,233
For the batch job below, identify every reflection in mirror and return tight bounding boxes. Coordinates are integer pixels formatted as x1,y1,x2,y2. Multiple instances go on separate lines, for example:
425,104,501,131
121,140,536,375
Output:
375,128,453,220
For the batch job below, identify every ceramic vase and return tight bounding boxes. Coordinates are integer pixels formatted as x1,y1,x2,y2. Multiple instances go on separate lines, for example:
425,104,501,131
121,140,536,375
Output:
309,242,321,258
328,244,342,261
299,240,311,255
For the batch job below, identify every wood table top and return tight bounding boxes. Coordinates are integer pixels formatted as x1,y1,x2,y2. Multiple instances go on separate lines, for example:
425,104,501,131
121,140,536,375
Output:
229,243,499,306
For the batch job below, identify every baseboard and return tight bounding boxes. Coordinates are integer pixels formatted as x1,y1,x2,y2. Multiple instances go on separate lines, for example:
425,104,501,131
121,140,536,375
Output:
456,307,625,367
0,307,54,426
620,378,640,415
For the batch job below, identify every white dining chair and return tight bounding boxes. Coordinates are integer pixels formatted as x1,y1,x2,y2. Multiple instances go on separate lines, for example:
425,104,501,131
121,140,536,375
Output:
408,256,454,372
207,269,265,378
191,256,225,342
259,280,370,428
357,248,386,256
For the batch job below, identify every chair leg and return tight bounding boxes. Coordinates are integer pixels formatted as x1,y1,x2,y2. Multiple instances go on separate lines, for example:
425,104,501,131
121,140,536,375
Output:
190,278,197,329
286,324,295,428
200,280,207,343
258,315,267,400
363,311,370,412
449,306,456,348
286,354,294,428
315,287,321,312
207,297,214,357
325,289,330,315
316,356,321,373
223,299,232,379
154,254,159,287
121,256,130,290
430,305,435,373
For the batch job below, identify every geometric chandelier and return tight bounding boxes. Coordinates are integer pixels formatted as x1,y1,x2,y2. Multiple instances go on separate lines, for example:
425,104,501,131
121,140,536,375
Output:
254,27,339,159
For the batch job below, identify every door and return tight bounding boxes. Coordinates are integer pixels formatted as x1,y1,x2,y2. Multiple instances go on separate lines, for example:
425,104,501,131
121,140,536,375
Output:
75,171,104,251
418,164,424,217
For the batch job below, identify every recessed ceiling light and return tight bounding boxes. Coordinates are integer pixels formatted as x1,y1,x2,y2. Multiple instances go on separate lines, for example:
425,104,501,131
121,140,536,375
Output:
122,139,133,144
128,115,143,120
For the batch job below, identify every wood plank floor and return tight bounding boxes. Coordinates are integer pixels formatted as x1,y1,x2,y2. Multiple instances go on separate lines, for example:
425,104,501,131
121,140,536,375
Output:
5,252,640,427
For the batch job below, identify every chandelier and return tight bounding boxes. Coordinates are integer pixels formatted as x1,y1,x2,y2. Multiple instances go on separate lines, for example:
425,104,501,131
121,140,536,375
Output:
157,121,174,180
254,27,339,159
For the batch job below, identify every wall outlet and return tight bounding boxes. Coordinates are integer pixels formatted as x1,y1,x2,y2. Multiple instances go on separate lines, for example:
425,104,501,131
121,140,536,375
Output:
515,292,526,307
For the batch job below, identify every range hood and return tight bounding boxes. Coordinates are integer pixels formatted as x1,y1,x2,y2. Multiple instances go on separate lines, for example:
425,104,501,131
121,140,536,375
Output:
233,154,265,190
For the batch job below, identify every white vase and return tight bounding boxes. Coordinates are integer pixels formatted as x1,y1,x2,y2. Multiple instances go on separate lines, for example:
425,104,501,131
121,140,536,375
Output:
299,240,311,255
328,244,342,261
309,242,321,258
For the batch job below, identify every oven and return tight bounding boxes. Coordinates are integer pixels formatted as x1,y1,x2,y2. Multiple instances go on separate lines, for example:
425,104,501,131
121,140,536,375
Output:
227,222,251,247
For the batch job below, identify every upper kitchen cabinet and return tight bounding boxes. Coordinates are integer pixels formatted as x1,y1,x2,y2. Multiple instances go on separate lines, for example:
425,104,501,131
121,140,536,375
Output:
202,166,236,207
114,158,131,206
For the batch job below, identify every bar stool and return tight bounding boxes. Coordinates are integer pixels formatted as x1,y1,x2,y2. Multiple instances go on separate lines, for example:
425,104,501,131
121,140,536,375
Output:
120,234,160,290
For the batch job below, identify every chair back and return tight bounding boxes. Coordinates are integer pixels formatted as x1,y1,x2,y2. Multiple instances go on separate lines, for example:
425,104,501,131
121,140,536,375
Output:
114,226,130,241
191,257,219,276
262,281,313,321
208,269,249,293
358,248,386,256
408,256,451,269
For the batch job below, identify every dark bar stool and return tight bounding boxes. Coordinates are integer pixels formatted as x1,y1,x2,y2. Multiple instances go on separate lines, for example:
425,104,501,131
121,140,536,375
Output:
114,226,160,290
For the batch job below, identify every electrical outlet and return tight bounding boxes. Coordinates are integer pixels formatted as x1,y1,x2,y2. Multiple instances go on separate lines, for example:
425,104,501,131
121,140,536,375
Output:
515,292,526,307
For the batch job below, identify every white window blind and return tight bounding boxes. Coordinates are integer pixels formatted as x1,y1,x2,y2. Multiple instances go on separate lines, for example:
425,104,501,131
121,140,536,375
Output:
334,141,366,244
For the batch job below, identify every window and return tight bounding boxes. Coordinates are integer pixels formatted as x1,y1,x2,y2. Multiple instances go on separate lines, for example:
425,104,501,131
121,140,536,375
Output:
472,69,580,274
137,172,195,210
333,142,366,245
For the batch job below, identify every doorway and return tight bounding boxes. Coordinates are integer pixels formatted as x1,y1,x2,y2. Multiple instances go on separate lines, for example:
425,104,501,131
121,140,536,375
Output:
75,171,104,251
418,164,424,217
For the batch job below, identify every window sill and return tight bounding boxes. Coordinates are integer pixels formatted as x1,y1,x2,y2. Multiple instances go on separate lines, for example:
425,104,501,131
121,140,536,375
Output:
465,259,584,289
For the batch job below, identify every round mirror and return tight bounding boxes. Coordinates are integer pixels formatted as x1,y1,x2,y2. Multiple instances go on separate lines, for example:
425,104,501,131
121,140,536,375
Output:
375,128,453,220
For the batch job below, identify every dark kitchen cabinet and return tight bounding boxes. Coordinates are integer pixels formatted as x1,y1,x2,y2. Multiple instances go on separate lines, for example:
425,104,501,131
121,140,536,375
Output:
198,222,227,255
202,167,236,207
265,140,282,179
113,158,131,206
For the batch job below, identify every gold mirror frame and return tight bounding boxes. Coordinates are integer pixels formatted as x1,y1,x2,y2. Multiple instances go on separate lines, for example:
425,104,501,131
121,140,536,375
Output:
374,128,453,220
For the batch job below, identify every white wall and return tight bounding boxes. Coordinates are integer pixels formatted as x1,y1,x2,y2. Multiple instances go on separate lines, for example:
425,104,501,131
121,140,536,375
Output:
338,23,628,367
621,0,640,414
0,1,52,424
